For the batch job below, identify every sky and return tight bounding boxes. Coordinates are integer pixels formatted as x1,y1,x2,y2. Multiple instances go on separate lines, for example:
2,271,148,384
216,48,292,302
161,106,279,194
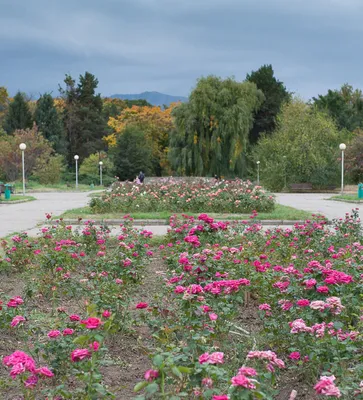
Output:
1,0,363,99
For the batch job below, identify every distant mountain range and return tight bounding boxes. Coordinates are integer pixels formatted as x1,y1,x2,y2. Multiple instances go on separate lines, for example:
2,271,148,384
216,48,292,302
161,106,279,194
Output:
110,91,188,106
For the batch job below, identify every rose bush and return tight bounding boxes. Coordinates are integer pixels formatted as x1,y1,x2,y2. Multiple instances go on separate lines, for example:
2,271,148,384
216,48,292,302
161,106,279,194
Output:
90,179,275,214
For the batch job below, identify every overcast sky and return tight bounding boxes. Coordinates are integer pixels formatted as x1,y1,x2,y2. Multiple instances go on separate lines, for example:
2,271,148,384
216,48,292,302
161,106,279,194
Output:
1,0,363,99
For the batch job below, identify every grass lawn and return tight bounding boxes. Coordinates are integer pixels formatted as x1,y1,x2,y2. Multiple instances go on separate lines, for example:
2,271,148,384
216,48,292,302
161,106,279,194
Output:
0,195,35,203
57,204,313,222
11,182,105,192
329,194,363,202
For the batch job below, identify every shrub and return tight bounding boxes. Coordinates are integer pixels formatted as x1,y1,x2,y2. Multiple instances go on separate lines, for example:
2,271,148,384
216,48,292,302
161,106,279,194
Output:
33,155,65,184
90,179,275,214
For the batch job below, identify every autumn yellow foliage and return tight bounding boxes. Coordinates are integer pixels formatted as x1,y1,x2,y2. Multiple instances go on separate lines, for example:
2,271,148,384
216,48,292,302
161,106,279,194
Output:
105,103,180,173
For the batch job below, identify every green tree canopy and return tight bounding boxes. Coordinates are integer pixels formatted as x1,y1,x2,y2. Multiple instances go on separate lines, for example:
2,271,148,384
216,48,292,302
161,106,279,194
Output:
344,130,363,183
313,83,363,131
254,99,346,191
0,125,53,181
79,152,114,177
169,76,264,177
113,125,152,181
4,92,33,134
34,93,67,154
246,64,290,143
59,72,108,165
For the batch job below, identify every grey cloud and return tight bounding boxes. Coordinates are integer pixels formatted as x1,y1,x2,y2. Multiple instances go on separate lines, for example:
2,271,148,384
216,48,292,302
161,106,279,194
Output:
1,0,363,98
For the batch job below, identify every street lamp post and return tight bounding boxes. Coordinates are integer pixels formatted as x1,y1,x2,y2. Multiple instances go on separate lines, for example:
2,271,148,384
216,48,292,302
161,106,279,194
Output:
19,143,26,196
256,161,260,185
99,161,103,186
283,155,287,190
339,143,346,194
74,155,79,190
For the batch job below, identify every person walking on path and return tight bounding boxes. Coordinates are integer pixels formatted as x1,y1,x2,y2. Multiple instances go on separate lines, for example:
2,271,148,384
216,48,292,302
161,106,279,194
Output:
138,171,145,184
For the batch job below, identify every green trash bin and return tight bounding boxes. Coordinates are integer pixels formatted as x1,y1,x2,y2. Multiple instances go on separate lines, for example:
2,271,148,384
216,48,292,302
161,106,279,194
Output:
358,183,363,199
4,184,12,200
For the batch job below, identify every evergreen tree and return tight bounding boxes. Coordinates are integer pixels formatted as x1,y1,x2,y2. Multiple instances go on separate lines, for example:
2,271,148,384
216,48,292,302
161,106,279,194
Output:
34,93,67,154
113,125,152,181
4,92,33,134
313,84,363,131
169,76,264,177
60,72,107,165
246,65,290,143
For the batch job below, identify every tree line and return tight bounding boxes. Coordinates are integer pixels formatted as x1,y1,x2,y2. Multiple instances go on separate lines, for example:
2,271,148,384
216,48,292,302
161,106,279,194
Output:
1,66,362,189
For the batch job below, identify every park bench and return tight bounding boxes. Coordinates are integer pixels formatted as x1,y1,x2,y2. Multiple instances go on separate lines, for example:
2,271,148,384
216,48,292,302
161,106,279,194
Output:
290,183,313,192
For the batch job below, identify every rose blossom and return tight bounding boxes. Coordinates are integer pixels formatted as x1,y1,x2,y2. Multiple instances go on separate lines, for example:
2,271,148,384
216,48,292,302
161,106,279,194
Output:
69,314,81,321
231,374,256,389
47,330,61,338
238,367,257,376
144,369,159,381
36,366,54,377
289,352,301,360
71,349,91,362
11,315,25,327
136,302,149,309
314,375,341,397
81,317,102,329
209,352,224,364
63,328,74,336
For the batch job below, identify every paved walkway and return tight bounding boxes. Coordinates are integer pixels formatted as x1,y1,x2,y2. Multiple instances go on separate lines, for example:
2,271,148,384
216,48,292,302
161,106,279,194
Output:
1,192,360,238
275,193,360,221
0,192,92,237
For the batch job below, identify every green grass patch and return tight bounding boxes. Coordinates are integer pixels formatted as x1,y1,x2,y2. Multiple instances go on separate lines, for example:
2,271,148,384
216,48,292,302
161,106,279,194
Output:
57,204,312,221
87,191,107,198
11,181,105,193
0,195,35,203
329,194,363,202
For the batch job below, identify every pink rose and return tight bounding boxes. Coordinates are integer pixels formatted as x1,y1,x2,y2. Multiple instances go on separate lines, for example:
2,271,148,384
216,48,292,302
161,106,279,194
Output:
11,315,25,327
209,352,224,364
69,314,81,321
81,317,102,329
144,369,159,381
209,313,218,321
102,310,111,318
71,348,91,362
47,330,61,338
231,374,256,389
296,299,310,307
36,367,54,377
90,341,100,351
198,352,210,364
289,352,301,360
136,302,148,309
63,328,74,336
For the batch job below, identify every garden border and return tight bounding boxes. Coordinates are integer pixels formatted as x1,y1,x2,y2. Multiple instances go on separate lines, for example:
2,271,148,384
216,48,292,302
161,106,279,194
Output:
47,218,328,226
0,198,35,205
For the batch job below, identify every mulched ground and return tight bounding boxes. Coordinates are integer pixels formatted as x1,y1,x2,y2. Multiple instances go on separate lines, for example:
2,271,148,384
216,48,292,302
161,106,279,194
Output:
0,251,320,399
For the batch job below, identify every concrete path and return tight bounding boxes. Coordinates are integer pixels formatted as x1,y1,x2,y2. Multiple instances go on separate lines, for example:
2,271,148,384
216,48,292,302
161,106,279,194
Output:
0,192,92,237
1,192,360,238
275,193,360,221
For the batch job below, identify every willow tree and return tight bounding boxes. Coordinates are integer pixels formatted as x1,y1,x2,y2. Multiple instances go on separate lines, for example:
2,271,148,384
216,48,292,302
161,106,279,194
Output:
169,76,264,177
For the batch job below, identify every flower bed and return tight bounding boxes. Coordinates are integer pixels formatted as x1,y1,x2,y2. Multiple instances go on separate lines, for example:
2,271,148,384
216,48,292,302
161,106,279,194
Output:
89,179,275,214
134,212,363,399
0,217,154,398
0,211,362,399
